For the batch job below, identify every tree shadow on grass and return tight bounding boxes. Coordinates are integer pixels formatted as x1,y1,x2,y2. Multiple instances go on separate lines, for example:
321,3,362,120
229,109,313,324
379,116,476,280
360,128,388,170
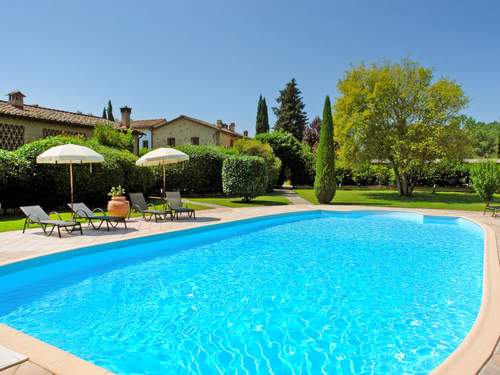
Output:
343,191,485,207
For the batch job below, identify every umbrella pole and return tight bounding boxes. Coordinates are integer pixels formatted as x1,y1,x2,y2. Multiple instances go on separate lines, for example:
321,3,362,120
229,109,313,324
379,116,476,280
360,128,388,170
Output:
69,162,74,207
163,164,166,198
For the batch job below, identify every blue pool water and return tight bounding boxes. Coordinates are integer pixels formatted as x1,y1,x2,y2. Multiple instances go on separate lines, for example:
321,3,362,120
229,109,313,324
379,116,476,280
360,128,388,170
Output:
0,211,484,374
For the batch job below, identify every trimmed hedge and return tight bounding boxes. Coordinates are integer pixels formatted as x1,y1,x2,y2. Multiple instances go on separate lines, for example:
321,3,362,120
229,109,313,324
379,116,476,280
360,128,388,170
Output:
222,156,267,201
162,145,237,194
0,136,155,209
234,138,281,191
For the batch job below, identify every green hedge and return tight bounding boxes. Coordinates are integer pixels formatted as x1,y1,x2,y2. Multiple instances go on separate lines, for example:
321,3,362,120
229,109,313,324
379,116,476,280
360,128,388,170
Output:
234,138,281,191
336,161,470,188
222,156,267,201
0,136,155,209
161,145,237,194
256,131,315,186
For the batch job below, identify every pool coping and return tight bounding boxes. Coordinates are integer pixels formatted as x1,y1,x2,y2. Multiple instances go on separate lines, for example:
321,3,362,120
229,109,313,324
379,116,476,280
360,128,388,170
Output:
0,205,498,374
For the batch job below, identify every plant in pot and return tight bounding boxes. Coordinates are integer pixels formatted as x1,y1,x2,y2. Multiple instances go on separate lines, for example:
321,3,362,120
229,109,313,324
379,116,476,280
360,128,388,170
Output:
107,185,129,218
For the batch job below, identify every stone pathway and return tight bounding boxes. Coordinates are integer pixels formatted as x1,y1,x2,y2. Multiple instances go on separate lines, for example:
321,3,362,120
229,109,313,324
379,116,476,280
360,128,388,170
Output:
274,188,312,205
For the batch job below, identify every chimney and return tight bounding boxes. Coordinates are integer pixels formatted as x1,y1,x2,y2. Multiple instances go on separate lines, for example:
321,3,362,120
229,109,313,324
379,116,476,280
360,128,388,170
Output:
120,106,132,128
216,120,223,128
229,122,235,132
243,130,249,137
8,91,25,109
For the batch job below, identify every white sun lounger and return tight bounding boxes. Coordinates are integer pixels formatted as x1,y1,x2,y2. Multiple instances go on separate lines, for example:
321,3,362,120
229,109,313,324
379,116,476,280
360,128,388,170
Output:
0,345,28,371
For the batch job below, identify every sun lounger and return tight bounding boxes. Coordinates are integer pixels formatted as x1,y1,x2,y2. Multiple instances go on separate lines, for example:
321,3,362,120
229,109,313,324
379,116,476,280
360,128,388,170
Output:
68,203,127,230
0,345,28,372
483,203,500,217
129,193,172,222
165,191,196,220
20,205,82,238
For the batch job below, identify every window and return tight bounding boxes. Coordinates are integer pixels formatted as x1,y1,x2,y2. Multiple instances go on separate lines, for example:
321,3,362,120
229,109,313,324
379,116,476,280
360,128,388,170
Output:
142,140,149,148
167,138,176,146
0,123,25,150
230,140,234,147
191,137,199,145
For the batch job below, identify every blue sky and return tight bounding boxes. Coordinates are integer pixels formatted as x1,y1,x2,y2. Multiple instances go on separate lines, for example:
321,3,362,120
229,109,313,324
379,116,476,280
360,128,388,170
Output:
2,0,499,135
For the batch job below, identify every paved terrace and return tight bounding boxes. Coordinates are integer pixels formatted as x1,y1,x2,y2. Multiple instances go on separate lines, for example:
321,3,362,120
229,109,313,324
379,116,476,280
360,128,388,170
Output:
0,205,498,375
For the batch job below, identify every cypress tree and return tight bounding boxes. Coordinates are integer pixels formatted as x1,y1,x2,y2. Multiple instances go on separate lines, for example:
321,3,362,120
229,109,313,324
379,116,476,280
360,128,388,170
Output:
256,95,270,134
273,78,308,140
102,107,107,119
107,100,115,121
314,96,336,203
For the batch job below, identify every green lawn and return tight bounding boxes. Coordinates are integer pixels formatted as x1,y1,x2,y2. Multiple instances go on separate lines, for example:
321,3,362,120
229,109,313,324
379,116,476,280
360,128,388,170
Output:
295,188,492,211
189,194,290,208
0,202,209,233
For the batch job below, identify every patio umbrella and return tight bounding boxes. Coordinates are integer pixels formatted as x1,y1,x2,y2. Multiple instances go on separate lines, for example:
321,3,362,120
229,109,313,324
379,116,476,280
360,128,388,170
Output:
136,148,189,197
36,144,104,206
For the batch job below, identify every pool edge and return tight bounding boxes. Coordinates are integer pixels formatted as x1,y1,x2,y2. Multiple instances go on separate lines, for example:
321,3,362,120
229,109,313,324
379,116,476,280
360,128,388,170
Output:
0,205,498,374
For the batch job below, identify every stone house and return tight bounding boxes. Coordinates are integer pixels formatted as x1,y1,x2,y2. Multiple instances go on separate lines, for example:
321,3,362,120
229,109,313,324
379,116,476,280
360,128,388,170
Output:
0,91,142,153
131,115,247,151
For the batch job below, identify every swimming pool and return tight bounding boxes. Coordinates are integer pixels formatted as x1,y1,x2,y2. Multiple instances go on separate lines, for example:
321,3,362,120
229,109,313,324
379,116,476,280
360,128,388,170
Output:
0,210,484,374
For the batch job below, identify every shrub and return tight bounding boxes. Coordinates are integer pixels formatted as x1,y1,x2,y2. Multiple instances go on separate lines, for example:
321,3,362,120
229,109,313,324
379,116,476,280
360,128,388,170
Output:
222,156,267,202
256,131,315,186
470,162,499,202
2,136,155,209
92,123,134,151
234,138,281,191
335,165,354,185
162,145,235,194
0,149,30,206
419,160,469,187
314,96,336,203
352,163,392,186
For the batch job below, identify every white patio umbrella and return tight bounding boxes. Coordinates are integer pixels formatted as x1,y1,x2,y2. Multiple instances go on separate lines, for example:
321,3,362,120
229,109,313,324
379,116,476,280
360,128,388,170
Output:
36,144,104,206
135,148,189,196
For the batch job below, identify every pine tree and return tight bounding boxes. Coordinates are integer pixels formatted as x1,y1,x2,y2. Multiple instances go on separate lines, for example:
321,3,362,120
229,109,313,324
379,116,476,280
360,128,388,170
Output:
314,96,336,203
102,107,107,119
273,78,308,140
107,100,115,121
256,95,270,134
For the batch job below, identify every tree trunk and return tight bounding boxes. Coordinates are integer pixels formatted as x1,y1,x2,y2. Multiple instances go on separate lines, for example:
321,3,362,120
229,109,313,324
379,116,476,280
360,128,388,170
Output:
399,175,412,197
391,162,413,197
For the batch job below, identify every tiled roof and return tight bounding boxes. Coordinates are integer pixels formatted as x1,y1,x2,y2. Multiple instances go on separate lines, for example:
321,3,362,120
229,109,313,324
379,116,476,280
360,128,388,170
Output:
130,118,167,129
168,115,243,137
0,100,116,128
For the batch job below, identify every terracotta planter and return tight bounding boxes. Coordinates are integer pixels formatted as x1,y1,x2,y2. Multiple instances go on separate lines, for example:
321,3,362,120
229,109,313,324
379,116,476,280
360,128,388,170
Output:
107,196,130,218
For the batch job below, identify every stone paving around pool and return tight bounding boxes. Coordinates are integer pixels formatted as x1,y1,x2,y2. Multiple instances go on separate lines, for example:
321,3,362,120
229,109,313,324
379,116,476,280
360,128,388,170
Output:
0,205,498,375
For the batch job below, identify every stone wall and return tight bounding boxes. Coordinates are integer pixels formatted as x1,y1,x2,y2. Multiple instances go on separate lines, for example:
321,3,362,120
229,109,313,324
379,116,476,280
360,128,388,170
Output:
152,118,218,147
0,116,93,150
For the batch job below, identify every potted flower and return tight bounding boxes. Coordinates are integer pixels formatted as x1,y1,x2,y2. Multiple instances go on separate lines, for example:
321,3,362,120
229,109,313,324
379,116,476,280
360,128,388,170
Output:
107,185,129,218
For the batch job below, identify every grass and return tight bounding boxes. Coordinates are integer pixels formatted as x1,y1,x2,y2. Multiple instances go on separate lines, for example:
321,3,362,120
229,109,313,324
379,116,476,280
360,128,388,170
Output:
295,188,493,211
0,202,209,233
189,193,290,208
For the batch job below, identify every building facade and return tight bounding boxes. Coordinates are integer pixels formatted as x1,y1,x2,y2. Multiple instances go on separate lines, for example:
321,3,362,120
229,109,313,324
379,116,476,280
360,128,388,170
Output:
0,91,142,153
131,115,246,151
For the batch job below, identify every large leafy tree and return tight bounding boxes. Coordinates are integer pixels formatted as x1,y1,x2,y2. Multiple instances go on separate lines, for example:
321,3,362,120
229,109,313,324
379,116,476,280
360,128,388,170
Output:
273,78,308,140
255,95,270,134
334,60,469,196
314,97,336,203
304,116,321,149
107,100,115,121
460,115,500,158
